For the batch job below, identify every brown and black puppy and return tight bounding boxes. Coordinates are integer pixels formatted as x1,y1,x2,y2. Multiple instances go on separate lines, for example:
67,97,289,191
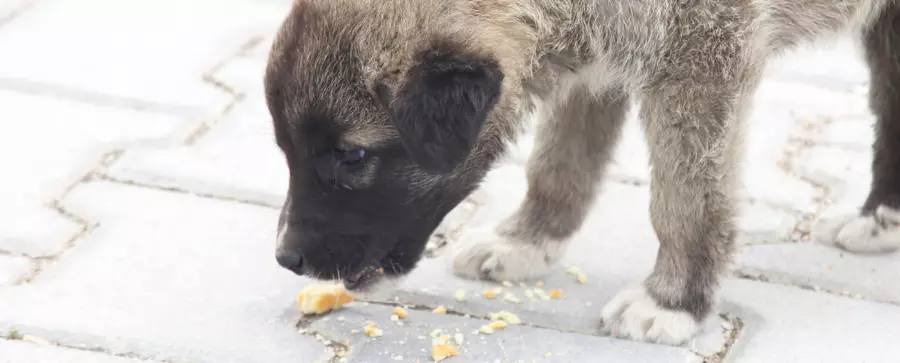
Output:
264,0,900,345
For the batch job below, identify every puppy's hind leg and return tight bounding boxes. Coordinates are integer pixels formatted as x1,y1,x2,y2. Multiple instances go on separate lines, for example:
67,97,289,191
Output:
814,4,900,254
452,85,631,281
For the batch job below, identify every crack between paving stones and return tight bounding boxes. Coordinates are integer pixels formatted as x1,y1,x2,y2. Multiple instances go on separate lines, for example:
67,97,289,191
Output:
700,314,745,363
1,328,182,363
731,268,899,307
96,174,281,209
183,35,264,145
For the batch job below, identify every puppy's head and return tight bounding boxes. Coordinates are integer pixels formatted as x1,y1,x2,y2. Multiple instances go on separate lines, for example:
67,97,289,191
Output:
264,0,516,292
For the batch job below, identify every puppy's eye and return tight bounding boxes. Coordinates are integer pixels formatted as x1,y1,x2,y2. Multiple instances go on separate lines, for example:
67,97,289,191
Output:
335,148,366,166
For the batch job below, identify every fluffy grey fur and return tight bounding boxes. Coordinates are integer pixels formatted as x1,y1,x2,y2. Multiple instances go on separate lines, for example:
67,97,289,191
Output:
265,0,900,346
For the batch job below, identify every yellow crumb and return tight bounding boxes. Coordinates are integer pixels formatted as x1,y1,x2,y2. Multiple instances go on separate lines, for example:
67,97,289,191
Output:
455,289,466,302
576,273,588,284
432,305,447,314
478,325,495,334
533,288,550,300
377,267,385,273
296,283,355,315
431,344,459,361
545,352,552,358
566,266,581,276
535,281,544,287
489,311,521,324
549,289,563,299
524,289,534,299
393,307,408,319
430,329,443,338
503,292,522,304
501,280,513,287
364,322,383,337
488,320,508,330
454,332,464,345
482,287,503,299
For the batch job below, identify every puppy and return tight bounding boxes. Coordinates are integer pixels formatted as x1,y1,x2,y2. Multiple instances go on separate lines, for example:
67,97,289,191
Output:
264,0,900,345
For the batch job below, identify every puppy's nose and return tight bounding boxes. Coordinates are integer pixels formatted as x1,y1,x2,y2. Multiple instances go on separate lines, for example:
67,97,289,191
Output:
276,249,304,276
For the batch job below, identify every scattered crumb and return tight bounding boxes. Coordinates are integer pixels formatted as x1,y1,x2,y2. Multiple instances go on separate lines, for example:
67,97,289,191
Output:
433,305,448,314
350,329,360,334
455,289,466,302
488,320,508,330
393,307,408,319
533,288,550,300
545,352,552,358
432,344,459,361
566,266,581,276
549,289,563,299
296,283,355,315
377,267,385,273
524,289,535,299
518,282,528,288
430,329,443,338
482,287,503,299
489,311,522,324
502,280,514,287
535,281,544,287
576,273,588,284
454,333,464,345
364,322,383,337
503,292,522,304
478,325,495,334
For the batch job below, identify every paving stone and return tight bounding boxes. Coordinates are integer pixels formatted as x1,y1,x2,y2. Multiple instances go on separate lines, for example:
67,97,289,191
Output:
307,303,703,363
0,339,157,363
794,146,871,220
0,90,183,257
764,35,870,90
0,254,32,286
0,181,328,363
107,96,288,207
734,243,900,305
0,0,289,110
720,279,900,363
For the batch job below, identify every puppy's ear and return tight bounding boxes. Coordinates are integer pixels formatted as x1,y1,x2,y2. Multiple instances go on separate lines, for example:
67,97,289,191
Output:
390,39,504,173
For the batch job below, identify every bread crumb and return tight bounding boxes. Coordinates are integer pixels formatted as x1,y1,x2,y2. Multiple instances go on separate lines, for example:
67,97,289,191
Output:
455,289,466,302
535,281,544,287
432,305,447,314
566,266,581,275
501,280,513,287
430,329,443,338
431,344,459,361
549,289,563,299
364,322,383,337
482,287,503,299
489,311,521,324
576,272,588,284
296,283,355,315
524,289,534,299
478,325,495,334
503,292,522,304
533,288,550,300
393,307,408,319
453,333,464,345
545,352,552,358
488,320,508,330
390,314,400,322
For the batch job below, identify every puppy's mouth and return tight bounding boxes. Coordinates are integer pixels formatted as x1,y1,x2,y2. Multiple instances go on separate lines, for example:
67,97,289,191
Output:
343,252,407,292
344,265,384,291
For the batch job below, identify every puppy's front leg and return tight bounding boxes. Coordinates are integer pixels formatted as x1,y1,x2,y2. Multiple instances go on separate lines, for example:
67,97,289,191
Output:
452,86,630,281
601,72,758,344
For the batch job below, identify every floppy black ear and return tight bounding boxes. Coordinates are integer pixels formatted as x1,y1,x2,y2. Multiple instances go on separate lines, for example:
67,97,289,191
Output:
390,40,504,173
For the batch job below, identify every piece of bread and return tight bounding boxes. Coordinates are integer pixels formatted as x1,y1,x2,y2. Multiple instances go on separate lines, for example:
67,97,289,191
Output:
296,283,355,315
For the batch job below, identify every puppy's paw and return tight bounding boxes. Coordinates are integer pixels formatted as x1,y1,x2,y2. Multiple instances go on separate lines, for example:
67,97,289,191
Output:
813,205,900,254
450,228,563,281
600,286,700,346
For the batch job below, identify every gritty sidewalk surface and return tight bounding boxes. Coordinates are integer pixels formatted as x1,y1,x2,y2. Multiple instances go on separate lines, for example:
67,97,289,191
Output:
1,1,898,363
